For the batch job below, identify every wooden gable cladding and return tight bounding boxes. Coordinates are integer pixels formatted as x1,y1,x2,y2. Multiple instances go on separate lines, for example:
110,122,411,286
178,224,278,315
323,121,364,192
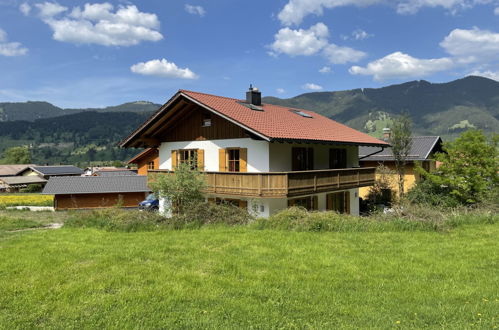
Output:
159,104,247,142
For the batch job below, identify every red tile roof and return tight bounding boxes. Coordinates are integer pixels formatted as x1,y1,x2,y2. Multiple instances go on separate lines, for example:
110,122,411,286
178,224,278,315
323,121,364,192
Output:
180,90,388,146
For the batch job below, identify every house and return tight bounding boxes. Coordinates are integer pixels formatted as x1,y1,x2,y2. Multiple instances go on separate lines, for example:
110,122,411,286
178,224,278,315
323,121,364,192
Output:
20,165,83,179
92,168,137,176
0,176,47,192
0,164,34,177
358,131,443,200
127,148,159,175
42,175,150,210
119,87,389,217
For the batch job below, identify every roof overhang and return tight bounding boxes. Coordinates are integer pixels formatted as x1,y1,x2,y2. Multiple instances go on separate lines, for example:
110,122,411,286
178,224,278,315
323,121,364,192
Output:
271,138,390,148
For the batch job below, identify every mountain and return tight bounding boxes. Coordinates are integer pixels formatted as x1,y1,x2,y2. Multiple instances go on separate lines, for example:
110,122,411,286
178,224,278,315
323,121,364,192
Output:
263,76,499,139
0,100,161,122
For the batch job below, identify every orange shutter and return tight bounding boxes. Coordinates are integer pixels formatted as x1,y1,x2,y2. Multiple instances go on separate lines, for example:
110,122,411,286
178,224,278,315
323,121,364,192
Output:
197,149,204,171
219,149,227,172
171,150,177,169
239,148,247,172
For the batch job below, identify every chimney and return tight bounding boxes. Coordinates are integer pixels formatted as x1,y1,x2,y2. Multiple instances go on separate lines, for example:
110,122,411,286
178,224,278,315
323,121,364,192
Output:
246,84,261,106
383,128,391,141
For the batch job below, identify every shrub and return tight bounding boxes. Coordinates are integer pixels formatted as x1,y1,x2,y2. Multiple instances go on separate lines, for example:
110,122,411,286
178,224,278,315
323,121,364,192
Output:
406,179,461,208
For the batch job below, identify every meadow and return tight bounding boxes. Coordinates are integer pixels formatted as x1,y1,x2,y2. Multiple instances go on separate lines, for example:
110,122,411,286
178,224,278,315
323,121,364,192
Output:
0,209,498,328
0,193,53,208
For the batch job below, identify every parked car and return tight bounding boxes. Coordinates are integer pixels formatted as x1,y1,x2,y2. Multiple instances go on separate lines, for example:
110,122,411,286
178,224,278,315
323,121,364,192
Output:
139,193,159,211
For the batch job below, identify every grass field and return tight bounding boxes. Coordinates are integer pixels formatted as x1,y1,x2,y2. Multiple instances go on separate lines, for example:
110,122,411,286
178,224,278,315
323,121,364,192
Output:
0,193,53,208
0,211,498,328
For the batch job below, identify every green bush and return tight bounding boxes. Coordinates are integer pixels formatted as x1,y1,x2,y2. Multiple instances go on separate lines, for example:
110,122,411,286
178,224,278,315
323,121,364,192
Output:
407,179,461,207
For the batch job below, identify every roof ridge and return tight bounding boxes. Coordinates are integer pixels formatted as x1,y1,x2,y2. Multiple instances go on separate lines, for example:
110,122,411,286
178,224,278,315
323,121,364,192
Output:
180,89,243,102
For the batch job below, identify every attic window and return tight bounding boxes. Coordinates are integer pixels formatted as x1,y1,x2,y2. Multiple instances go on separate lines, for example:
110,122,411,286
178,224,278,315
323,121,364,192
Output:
238,102,264,111
202,113,212,127
290,109,313,118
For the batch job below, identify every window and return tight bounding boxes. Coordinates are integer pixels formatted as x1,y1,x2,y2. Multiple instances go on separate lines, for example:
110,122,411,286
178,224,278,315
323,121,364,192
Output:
228,149,240,172
329,148,347,169
178,149,198,169
202,113,212,127
326,192,350,214
288,196,318,211
292,147,314,171
290,109,313,118
147,161,155,170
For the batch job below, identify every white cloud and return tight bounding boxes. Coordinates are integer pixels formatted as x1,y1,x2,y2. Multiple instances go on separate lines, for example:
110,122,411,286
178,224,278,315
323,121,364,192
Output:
0,28,28,56
34,2,163,46
185,4,206,17
277,0,491,25
269,22,366,64
276,88,286,94
352,29,372,40
319,66,331,73
469,70,499,81
130,58,198,79
270,22,329,56
349,51,453,81
19,2,31,15
323,44,366,64
440,27,499,63
302,83,323,90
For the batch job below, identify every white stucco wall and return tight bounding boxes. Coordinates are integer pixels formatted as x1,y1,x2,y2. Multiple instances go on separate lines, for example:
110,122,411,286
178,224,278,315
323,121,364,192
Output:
268,143,359,171
158,138,270,172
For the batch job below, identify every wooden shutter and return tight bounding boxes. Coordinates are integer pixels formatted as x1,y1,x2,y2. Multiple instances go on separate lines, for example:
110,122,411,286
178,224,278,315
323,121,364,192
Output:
344,191,350,214
218,149,227,172
197,149,204,171
171,150,177,169
312,196,318,211
239,200,248,209
239,148,247,173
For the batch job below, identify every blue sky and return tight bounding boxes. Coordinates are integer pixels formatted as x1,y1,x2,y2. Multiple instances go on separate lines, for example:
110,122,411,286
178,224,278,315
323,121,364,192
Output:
0,0,498,108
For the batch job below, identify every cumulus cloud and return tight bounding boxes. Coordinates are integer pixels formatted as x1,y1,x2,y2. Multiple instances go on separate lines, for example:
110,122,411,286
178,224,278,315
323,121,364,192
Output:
0,28,28,56
130,58,198,79
302,83,323,90
19,3,31,15
278,0,491,25
276,88,286,94
319,66,331,73
33,2,163,46
349,51,453,81
440,27,499,63
469,70,499,81
342,29,373,40
185,4,206,16
269,22,366,64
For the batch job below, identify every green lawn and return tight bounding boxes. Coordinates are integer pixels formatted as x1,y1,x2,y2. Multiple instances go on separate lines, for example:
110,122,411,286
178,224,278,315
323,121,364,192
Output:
0,217,498,328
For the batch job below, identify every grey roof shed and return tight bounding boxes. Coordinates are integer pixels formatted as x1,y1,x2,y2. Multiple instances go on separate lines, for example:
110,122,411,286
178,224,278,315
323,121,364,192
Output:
42,175,150,195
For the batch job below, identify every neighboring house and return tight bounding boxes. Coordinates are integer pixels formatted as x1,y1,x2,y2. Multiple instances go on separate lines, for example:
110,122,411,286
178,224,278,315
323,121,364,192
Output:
119,87,389,217
0,176,47,192
20,165,83,179
358,133,443,200
0,164,34,177
127,148,159,175
42,176,150,210
92,169,137,176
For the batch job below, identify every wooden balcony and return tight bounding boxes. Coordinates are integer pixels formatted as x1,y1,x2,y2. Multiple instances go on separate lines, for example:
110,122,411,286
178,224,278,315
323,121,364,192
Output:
149,167,376,198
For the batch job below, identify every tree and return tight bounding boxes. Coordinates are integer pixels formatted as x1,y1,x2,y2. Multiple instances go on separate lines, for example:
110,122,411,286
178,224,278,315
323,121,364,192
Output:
418,130,498,205
390,113,413,199
149,163,207,215
1,146,31,164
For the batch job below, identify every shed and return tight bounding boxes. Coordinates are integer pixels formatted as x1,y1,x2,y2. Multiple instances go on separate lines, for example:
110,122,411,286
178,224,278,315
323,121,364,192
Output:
21,165,84,179
0,176,47,192
42,175,150,210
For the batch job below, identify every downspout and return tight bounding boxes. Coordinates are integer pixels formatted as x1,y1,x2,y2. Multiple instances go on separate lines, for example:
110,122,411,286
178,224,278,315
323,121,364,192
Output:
359,146,386,160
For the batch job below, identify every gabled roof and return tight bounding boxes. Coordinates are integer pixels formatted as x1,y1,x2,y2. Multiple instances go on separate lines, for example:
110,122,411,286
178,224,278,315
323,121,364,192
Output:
0,176,47,185
42,175,150,195
0,164,34,176
127,148,158,164
120,90,389,148
28,165,83,176
359,136,443,162
93,169,137,176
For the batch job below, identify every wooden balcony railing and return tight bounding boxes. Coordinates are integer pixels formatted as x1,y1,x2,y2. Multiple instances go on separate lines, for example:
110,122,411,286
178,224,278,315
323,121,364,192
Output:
149,167,376,198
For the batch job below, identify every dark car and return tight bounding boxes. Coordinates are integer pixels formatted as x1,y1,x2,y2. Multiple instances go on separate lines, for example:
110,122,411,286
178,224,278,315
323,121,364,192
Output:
139,193,159,211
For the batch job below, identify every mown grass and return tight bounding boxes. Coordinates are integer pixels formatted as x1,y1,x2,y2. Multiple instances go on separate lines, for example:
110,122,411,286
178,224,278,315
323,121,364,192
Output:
0,219,498,328
0,193,53,208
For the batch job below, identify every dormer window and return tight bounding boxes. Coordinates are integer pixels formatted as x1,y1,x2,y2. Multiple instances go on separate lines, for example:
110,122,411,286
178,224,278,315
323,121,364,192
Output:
202,113,212,127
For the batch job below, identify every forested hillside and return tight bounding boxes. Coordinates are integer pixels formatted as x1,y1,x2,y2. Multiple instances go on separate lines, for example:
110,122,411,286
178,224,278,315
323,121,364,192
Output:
264,76,499,139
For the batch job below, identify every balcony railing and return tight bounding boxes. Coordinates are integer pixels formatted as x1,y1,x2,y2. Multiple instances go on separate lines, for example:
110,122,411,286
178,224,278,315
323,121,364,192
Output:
149,167,376,198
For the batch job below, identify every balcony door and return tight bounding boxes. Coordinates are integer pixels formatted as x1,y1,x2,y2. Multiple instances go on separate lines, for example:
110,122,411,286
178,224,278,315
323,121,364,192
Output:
326,191,350,214
292,147,314,171
329,148,347,169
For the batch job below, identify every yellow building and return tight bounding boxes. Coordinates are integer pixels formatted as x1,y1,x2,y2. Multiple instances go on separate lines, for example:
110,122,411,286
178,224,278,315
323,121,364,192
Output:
358,135,443,201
